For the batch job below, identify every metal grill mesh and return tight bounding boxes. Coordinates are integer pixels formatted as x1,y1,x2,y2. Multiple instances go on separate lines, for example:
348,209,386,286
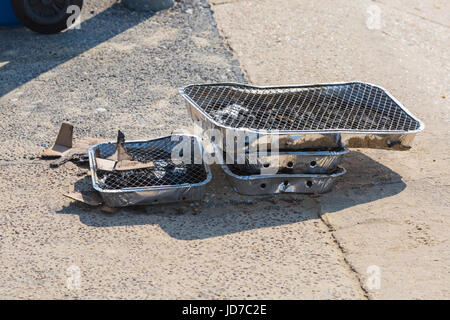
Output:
182,83,421,132
93,136,208,190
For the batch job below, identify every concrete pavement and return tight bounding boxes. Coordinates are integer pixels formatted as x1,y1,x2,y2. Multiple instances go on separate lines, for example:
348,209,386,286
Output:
210,0,450,299
0,0,447,299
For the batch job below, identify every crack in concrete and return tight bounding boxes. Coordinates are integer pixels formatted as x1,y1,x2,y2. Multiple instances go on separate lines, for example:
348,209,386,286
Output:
312,197,370,299
210,0,243,6
373,0,450,29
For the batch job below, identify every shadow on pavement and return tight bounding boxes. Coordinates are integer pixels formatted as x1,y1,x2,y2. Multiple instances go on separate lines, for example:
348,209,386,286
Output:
0,2,153,98
57,151,406,240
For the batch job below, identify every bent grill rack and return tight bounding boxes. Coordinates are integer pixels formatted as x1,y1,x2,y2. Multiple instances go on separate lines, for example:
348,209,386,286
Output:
87,82,423,205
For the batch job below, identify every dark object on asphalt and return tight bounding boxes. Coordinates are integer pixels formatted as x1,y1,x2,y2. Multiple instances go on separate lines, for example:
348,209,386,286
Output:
12,0,83,34
122,0,173,12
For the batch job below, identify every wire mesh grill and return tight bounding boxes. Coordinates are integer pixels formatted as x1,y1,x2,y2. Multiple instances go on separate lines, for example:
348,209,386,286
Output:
92,136,208,190
182,83,421,132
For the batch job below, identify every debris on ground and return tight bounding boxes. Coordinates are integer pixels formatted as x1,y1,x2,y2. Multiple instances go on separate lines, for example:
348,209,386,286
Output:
39,123,108,168
40,123,73,158
63,191,103,206
97,130,155,171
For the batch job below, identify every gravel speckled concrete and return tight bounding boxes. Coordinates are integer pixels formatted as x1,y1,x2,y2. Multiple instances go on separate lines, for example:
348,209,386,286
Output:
0,0,365,299
211,0,450,299
0,161,365,299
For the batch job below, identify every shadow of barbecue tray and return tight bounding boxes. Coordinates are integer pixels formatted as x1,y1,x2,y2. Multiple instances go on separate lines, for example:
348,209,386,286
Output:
58,151,405,240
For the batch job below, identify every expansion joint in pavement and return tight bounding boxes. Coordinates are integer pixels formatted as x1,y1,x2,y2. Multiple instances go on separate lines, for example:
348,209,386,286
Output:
312,198,370,299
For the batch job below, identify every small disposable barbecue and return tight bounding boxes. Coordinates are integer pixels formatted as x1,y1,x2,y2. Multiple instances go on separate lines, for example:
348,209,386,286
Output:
210,141,348,195
211,138,348,174
88,134,211,207
180,82,424,151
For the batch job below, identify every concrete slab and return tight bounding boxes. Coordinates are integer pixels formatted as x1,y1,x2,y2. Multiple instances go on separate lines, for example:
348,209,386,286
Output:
210,0,450,299
0,161,365,299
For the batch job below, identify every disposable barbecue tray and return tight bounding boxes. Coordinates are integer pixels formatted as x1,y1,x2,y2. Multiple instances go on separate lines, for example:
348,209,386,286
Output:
227,148,349,174
180,82,424,151
210,140,348,174
88,134,212,207
221,164,346,195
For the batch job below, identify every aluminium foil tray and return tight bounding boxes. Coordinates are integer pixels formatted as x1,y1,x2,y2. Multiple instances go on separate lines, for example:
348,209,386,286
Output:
88,134,212,207
210,140,349,174
227,148,349,174
179,82,424,151
221,164,346,195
